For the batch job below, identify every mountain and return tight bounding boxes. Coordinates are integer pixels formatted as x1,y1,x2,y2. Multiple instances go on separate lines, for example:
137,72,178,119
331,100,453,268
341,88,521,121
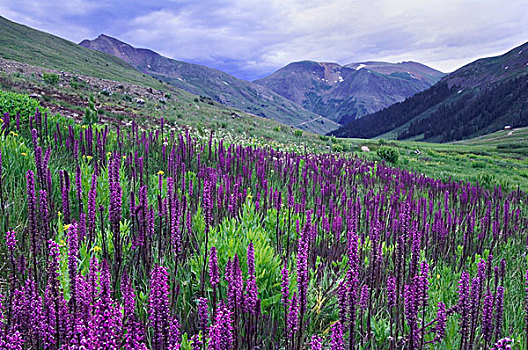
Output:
254,60,444,125
332,41,528,142
0,16,169,88
79,35,339,134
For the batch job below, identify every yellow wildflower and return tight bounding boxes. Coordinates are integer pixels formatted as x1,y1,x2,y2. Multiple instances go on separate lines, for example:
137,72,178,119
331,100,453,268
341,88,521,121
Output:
86,155,93,161
107,152,112,157
91,246,102,253
437,274,440,279
10,131,18,136
82,125,88,129
63,224,71,231
157,170,165,175
60,239,66,246
122,155,127,159
0,118,3,123
21,152,28,157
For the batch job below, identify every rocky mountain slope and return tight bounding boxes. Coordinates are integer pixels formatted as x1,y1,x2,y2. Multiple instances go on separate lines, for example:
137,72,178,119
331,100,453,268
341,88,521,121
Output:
80,35,339,134
331,41,528,141
254,60,444,125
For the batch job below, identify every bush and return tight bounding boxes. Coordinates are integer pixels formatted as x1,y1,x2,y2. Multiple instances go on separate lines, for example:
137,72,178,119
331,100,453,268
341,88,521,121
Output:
377,146,399,163
42,72,59,85
0,90,40,123
293,129,303,137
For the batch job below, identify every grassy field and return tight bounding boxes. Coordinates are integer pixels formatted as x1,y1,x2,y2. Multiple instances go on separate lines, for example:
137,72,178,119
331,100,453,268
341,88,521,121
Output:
338,129,528,191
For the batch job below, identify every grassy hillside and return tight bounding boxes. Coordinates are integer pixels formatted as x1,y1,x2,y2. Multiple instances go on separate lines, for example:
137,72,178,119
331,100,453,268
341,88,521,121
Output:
0,58,333,154
332,41,528,141
0,16,176,89
79,34,340,134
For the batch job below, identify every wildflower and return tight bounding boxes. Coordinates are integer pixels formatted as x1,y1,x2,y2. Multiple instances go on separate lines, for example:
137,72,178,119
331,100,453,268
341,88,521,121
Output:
208,301,233,350
5,231,17,252
482,289,494,343
198,297,209,336
330,321,344,350
21,152,28,156
434,302,447,343
149,265,171,350
491,337,513,350
310,335,323,350
10,131,18,136
157,170,165,175
209,246,220,288
91,246,102,253
63,224,71,231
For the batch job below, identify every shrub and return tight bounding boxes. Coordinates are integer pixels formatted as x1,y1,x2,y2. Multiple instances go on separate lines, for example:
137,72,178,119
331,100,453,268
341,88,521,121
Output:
293,129,303,137
42,72,59,85
0,90,40,123
377,146,399,163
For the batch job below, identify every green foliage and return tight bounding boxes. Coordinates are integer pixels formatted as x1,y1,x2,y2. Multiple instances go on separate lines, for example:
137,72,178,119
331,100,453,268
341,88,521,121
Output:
293,129,303,137
377,146,399,163
0,90,40,122
82,95,99,125
42,71,59,85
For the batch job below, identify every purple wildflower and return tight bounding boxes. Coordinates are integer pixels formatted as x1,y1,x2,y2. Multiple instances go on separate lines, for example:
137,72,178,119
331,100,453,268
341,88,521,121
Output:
330,321,344,350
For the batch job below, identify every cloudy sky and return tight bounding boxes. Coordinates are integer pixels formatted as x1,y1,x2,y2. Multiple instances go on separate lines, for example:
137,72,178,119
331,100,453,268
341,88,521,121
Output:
1,0,527,80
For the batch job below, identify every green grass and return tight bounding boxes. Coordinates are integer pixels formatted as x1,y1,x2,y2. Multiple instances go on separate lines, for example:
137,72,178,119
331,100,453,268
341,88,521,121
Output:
0,16,168,89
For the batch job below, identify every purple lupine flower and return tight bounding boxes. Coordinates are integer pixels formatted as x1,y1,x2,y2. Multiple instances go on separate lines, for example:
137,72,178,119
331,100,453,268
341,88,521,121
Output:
190,334,202,350
122,271,135,321
482,289,494,343
39,190,50,240
387,275,397,310
91,260,122,349
208,301,234,350
0,330,24,349
359,284,369,310
5,230,17,252
198,297,209,336
209,246,220,288
287,292,299,339
88,173,98,237
149,265,171,350
525,270,528,346
337,280,348,324
458,271,471,343
168,316,181,350
434,301,447,343
26,170,39,255
67,223,79,313
494,286,505,340
60,170,71,224
310,335,323,350
330,321,344,350
280,263,290,309
491,337,513,350
245,242,259,315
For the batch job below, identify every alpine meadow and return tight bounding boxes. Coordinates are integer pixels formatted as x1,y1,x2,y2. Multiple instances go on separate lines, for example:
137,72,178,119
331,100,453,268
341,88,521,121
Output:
0,2,528,350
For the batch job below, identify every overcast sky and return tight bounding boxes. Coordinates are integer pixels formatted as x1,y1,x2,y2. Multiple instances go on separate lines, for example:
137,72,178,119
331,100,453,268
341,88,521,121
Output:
1,0,527,80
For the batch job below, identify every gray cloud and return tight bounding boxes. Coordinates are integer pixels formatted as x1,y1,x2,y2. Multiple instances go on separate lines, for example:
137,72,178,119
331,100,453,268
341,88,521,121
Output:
1,0,527,80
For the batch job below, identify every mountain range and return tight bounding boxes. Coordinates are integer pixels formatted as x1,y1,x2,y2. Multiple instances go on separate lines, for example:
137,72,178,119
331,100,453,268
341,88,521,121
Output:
332,41,528,141
79,34,340,134
79,34,443,130
255,60,444,125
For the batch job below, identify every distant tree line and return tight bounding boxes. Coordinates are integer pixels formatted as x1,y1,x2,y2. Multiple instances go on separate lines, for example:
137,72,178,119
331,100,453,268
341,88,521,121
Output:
330,82,452,138
398,74,528,141
331,73,528,142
